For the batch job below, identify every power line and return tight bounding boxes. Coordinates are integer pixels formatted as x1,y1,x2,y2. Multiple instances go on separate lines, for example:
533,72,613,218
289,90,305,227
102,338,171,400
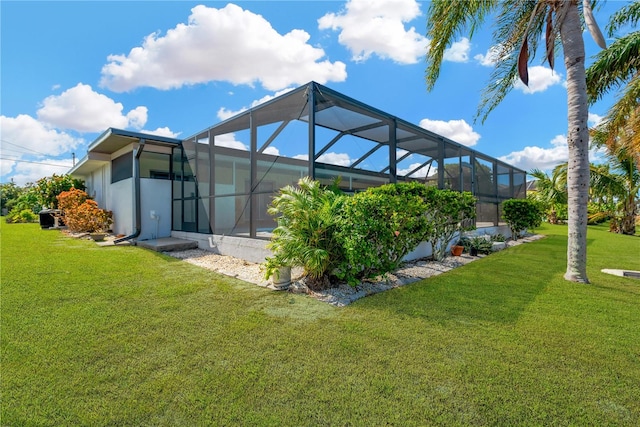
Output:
0,139,51,157
0,157,72,168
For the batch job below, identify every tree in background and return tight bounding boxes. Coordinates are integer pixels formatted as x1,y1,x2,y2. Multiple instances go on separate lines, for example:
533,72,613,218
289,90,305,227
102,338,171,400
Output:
425,0,608,283
0,182,24,214
588,150,639,235
528,167,568,224
2,174,86,223
586,1,640,170
34,174,85,210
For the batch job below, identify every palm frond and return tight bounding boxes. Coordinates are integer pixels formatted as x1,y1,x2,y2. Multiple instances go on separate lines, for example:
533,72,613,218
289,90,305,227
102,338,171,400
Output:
477,0,547,123
607,1,640,36
425,0,497,90
586,31,640,103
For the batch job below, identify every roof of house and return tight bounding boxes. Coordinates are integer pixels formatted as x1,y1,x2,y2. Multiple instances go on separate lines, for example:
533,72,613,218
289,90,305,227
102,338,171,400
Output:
69,128,181,176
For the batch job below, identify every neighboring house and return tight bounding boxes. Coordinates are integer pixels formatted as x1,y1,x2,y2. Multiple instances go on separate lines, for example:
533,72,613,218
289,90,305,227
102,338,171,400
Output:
70,82,526,261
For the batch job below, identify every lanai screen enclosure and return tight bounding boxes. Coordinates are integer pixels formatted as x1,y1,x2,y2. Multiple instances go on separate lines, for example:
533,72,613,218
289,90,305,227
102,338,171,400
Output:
172,82,526,238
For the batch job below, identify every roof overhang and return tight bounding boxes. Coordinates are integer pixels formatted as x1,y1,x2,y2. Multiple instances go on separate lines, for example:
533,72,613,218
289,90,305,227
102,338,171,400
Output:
69,128,181,176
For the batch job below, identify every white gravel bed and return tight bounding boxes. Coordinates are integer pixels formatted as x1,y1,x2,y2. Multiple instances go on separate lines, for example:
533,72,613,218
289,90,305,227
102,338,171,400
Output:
164,234,544,306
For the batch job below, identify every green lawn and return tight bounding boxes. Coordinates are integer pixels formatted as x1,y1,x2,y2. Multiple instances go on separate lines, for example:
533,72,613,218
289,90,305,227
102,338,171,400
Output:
2,221,639,426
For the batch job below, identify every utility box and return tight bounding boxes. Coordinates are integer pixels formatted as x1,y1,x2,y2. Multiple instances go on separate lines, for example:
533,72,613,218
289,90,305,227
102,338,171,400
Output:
39,209,63,229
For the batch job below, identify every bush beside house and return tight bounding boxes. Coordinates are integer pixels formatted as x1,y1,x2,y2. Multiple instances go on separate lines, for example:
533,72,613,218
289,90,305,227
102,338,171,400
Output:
57,188,113,233
502,199,543,240
265,178,477,289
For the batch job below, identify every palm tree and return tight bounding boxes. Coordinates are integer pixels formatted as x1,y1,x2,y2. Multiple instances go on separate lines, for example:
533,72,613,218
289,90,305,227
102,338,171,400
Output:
425,0,607,283
529,167,568,224
586,1,640,170
589,150,640,235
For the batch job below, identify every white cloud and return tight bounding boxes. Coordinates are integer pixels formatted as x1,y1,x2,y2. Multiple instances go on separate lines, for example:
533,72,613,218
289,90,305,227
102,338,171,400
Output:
293,152,353,166
5,158,74,186
397,162,437,177
101,4,346,92
140,127,181,138
499,134,569,171
500,133,604,172
213,133,248,150
37,83,148,132
1,114,83,158
418,118,481,147
263,146,280,156
474,44,505,67
217,87,295,121
318,0,428,64
318,152,352,166
443,38,470,63
514,66,562,94
588,112,603,127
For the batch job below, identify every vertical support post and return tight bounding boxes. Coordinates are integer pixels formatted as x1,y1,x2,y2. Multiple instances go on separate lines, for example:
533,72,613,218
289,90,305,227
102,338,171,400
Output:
470,152,477,196
250,110,257,238
388,119,397,183
437,138,445,189
208,129,215,234
493,160,499,225
308,83,316,179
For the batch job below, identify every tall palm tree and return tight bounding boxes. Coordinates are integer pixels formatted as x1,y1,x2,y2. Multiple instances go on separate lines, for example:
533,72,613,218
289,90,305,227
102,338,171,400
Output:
425,0,607,283
586,1,640,170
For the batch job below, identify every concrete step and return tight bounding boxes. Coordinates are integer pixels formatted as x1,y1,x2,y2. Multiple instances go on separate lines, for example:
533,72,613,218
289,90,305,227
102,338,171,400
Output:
137,238,198,252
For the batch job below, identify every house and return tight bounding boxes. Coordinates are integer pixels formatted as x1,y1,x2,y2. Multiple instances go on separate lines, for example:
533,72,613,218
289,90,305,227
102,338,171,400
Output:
70,82,526,262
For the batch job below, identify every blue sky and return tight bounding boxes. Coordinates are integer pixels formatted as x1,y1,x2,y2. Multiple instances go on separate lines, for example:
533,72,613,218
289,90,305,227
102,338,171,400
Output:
0,0,627,185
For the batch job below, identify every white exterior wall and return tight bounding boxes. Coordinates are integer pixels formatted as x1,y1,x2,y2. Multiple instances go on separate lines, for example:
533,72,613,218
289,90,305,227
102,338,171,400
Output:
82,164,109,208
139,179,172,241
109,179,134,236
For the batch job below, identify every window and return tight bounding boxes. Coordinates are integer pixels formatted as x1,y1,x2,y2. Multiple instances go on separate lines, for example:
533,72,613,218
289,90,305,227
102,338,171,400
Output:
111,152,133,183
140,151,171,179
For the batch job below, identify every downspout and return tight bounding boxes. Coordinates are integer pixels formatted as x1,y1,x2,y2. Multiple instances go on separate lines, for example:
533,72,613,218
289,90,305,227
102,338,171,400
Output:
114,139,145,244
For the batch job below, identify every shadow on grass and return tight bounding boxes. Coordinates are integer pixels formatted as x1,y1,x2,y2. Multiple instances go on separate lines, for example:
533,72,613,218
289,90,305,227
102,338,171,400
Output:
357,236,564,325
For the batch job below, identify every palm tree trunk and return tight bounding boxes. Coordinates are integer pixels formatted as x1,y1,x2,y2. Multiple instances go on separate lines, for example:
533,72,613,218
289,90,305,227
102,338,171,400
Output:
561,3,590,283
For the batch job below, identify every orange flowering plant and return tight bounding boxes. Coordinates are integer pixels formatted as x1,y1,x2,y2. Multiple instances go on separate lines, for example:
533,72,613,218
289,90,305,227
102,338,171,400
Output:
57,188,113,233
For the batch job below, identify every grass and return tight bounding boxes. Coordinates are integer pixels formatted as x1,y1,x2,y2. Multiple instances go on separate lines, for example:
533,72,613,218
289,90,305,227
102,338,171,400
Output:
2,221,639,426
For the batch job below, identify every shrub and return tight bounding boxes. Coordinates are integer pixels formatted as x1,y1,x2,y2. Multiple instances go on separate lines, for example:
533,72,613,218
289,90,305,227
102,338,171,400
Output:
422,186,477,261
6,209,38,223
502,199,543,240
57,189,113,233
334,182,432,285
469,235,493,255
263,177,345,288
490,233,506,242
265,178,478,288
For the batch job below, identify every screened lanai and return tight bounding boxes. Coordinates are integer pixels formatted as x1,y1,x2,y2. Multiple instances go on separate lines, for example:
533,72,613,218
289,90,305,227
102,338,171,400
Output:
172,81,526,238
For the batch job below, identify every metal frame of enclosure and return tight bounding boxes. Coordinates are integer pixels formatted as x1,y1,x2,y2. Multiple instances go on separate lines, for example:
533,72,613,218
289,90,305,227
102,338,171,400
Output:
172,81,526,238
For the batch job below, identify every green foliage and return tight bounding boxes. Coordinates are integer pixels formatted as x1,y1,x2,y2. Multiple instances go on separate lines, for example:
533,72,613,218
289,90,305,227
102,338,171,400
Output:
334,182,432,285
34,174,85,209
265,179,476,287
490,233,506,242
6,209,38,223
0,182,23,212
502,199,543,240
264,177,345,285
4,186,40,223
588,211,610,225
469,235,493,255
422,186,476,261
